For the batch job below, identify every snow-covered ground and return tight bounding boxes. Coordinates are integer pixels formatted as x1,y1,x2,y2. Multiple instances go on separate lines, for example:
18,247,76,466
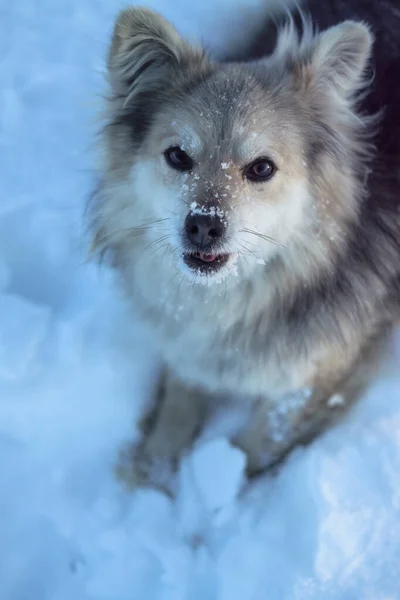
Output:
1,1,400,598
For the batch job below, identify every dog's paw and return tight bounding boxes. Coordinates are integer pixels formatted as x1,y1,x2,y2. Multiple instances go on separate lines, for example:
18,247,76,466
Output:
115,441,177,496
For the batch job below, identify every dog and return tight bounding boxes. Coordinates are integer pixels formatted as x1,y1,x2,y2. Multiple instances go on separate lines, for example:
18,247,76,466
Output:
90,1,400,491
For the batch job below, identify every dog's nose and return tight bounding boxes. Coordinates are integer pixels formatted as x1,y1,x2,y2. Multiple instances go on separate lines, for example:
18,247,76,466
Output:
184,213,224,247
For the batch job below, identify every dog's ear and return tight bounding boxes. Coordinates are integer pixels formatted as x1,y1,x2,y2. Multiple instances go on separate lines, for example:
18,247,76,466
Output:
285,20,373,98
310,21,373,95
108,8,204,97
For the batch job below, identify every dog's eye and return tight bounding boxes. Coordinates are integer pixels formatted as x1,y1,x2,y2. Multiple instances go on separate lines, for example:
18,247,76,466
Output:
164,146,193,171
244,158,276,182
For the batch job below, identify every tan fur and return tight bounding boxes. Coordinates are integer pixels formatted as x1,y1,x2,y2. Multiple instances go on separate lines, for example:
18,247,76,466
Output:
90,8,400,491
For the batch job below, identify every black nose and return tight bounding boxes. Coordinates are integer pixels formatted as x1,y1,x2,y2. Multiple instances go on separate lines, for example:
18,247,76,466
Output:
184,213,224,247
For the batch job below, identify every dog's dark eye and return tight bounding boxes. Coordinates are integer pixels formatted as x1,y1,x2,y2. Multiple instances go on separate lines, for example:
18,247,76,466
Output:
164,146,193,171
244,158,276,182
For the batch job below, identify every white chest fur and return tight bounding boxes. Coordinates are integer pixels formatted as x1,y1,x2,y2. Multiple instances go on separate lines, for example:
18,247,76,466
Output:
122,250,314,399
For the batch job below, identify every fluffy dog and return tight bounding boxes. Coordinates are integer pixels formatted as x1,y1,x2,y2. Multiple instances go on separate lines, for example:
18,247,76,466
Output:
90,1,400,490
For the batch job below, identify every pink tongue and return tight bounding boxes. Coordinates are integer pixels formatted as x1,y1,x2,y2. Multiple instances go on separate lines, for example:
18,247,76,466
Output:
199,252,216,262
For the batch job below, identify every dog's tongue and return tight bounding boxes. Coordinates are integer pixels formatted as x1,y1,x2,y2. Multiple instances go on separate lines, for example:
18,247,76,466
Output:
199,251,216,262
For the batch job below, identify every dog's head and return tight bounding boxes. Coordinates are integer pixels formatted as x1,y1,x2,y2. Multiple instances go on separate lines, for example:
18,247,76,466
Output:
93,8,374,286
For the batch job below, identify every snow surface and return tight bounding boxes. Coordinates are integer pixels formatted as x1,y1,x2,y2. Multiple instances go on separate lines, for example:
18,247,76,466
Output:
1,1,400,599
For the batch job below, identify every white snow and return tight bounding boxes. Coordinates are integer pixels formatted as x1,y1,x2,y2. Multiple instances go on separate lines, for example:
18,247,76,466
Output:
1,1,400,599
327,394,346,408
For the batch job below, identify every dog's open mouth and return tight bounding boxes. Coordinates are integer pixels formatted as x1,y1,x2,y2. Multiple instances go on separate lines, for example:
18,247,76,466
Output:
183,251,230,273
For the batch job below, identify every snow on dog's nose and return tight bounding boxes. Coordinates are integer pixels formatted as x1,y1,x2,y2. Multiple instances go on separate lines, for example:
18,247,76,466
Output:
184,213,224,249
183,212,230,273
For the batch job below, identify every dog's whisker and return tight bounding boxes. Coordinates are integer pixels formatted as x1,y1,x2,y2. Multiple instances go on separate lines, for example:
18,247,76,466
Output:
166,269,182,289
238,243,262,263
148,243,171,259
91,219,171,250
143,234,172,253
237,248,252,269
239,228,285,249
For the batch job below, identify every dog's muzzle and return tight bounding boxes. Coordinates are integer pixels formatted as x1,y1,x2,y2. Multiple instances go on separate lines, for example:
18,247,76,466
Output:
182,213,230,273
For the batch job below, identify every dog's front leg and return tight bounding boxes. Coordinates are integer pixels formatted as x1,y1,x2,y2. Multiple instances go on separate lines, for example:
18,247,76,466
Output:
116,370,209,494
232,382,359,477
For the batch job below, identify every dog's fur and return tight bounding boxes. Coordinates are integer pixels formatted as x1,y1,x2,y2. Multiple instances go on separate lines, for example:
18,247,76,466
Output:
90,1,400,489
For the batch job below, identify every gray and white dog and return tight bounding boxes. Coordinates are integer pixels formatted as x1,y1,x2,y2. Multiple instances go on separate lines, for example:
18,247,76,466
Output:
91,0,400,490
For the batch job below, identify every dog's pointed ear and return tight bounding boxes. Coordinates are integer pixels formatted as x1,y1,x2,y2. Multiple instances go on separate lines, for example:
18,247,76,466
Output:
310,21,373,94
108,8,204,97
